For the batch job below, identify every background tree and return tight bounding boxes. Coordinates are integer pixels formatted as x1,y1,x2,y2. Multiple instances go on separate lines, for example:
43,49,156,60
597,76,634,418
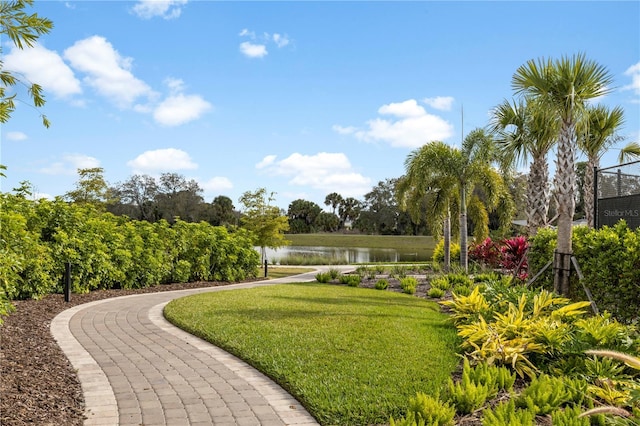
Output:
355,179,401,235
512,53,613,294
324,192,343,216
287,199,322,234
110,174,158,221
155,172,204,223
314,211,340,232
207,195,238,227
338,197,361,230
65,167,112,208
238,188,289,263
0,0,53,127
490,97,559,236
577,104,625,228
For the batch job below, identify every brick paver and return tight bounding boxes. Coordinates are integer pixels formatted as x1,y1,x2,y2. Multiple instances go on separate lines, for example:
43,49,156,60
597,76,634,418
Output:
51,267,353,425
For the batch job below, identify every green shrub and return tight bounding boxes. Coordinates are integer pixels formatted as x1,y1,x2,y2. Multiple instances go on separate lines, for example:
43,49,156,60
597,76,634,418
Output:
446,374,491,414
463,359,516,395
400,276,418,295
432,239,460,264
392,264,409,278
482,400,535,426
328,268,341,279
375,279,389,290
374,264,386,274
427,287,445,298
316,272,332,283
445,273,473,288
528,222,640,323
452,284,471,296
429,277,452,291
550,405,591,426
390,393,455,426
515,374,574,415
339,274,361,287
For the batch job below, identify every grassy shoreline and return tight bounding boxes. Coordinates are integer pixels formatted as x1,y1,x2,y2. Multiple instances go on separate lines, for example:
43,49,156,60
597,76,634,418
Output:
284,233,436,250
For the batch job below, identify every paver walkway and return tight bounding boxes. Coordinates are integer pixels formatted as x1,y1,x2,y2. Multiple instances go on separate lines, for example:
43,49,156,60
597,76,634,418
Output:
51,266,353,426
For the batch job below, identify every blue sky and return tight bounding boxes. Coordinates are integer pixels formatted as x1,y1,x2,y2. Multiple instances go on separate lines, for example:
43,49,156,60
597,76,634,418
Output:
2,0,639,210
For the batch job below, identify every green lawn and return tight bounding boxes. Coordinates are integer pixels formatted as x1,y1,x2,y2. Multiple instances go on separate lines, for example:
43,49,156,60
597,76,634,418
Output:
164,283,460,425
284,233,437,251
266,266,315,278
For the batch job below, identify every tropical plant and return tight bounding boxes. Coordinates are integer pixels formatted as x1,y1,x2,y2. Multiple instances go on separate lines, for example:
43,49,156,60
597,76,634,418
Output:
618,141,640,164
490,97,559,236
577,104,625,228
511,53,614,295
398,129,513,272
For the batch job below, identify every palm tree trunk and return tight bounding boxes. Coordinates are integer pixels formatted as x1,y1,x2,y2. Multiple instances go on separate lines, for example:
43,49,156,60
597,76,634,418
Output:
584,157,598,228
443,206,451,273
553,120,576,296
460,185,468,273
527,154,550,236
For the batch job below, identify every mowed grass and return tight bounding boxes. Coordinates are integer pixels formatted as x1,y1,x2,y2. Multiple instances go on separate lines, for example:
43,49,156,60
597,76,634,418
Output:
164,283,460,425
285,233,437,251
266,266,316,278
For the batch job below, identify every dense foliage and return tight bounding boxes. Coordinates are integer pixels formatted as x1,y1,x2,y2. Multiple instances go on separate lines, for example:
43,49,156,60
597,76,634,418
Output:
528,222,640,323
0,193,260,322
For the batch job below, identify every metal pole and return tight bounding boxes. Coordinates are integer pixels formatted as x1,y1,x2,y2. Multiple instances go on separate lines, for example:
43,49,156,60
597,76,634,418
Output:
64,262,71,302
264,259,268,278
617,169,622,197
593,165,598,228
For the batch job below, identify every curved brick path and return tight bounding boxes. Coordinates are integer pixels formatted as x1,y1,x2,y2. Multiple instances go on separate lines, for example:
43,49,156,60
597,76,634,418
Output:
51,266,353,425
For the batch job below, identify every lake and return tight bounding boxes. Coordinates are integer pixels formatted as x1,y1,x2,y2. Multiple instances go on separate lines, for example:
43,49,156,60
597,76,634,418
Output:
262,245,434,264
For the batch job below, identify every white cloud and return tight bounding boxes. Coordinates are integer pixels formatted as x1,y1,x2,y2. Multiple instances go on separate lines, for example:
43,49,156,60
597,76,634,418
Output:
164,77,186,94
378,99,426,117
423,96,455,111
256,152,371,197
153,93,212,126
131,0,188,20
201,177,233,191
127,148,198,173
40,154,100,175
6,131,28,141
623,62,640,98
272,33,290,48
64,36,153,108
331,125,357,135
334,98,454,148
256,155,277,169
3,44,82,98
239,28,255,38
240,41,268,58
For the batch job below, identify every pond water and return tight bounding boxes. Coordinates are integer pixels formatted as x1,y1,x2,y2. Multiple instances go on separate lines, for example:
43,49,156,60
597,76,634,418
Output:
262,245,434,264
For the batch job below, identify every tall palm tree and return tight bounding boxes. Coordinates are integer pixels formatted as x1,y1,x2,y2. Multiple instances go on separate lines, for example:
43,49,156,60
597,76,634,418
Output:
490,98,559,236
512,53,614,295
397,129,513,272
577,104,625,228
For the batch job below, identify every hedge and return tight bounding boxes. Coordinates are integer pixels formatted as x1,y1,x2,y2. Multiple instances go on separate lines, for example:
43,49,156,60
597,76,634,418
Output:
528,221,640,323
0,194,260,322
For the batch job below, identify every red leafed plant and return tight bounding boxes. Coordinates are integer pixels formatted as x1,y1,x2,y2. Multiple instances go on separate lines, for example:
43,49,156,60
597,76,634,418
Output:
468,236,529,280
468,237,502,268
500,236,529,278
